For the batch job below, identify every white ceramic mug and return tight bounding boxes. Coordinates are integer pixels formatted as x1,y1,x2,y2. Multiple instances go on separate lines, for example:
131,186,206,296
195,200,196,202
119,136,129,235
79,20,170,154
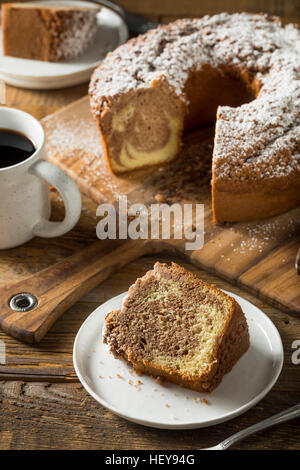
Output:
0,107,82,250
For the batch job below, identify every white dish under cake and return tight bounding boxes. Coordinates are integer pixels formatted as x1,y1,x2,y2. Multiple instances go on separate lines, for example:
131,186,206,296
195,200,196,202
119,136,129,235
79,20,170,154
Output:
73,290,283,430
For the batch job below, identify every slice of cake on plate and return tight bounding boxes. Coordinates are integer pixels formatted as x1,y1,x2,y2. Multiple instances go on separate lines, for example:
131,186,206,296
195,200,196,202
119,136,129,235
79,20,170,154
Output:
103,262,250,393
2,2,100,61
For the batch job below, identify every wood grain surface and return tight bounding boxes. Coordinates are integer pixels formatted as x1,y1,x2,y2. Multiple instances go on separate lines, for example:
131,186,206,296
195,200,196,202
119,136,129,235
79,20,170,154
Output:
2,0,299,24
0,0,299,450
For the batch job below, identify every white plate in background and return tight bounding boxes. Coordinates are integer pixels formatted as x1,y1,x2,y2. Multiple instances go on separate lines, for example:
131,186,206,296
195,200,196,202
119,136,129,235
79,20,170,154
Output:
73,290,283,429
0,1,128,89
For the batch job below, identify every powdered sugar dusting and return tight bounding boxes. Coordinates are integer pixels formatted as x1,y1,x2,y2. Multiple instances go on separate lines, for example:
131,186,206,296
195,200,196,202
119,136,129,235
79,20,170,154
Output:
90,13,300,99
231,211,300,255
214,62,300,184
56,10,99,60
45,116,102,159
43,114,122,202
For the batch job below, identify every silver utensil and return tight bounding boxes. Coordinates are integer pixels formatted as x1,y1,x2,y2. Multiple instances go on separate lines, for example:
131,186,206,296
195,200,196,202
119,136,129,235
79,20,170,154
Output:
296,247,300,275
202,404,300,450
92,0,158,35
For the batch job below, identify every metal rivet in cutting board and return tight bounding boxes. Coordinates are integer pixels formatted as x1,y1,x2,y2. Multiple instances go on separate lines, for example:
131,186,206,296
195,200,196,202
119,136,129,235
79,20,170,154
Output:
9,293,38,312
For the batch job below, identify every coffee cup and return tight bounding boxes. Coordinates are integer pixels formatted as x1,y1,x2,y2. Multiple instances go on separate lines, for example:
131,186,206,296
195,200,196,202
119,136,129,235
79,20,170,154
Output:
0,107,82,249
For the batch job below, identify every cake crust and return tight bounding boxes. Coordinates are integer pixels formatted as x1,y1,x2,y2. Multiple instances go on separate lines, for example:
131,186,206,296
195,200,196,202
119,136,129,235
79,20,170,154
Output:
104,262,250,393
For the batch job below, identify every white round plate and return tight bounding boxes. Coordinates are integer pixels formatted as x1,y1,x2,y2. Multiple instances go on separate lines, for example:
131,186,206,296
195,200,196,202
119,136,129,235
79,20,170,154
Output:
73,290,283,429
0,1,128,89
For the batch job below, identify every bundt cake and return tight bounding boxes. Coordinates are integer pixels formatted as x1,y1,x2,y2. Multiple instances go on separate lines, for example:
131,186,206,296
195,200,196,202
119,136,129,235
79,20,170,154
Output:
89,13,300,223
2,2,100,61
103,262,250,393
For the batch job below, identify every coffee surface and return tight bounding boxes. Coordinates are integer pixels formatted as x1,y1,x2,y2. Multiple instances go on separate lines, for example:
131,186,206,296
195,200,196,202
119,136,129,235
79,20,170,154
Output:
0,129,35,168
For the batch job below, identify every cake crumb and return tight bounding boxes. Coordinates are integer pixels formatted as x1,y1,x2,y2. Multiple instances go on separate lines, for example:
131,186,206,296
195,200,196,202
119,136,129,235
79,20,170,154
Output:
155,376,165,386
202,398,209,405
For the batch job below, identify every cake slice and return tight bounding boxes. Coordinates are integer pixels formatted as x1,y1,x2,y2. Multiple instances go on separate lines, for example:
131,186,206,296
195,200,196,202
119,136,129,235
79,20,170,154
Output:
2,2,100,61
103,262,250,393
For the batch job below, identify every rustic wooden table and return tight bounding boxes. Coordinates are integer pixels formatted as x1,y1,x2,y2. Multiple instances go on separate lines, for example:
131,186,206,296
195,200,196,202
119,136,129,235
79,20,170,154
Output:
0,84,299,451
1,0,300,449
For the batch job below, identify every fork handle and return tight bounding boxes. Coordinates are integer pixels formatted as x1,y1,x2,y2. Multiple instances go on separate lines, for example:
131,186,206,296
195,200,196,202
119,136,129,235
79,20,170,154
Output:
220,404,300,449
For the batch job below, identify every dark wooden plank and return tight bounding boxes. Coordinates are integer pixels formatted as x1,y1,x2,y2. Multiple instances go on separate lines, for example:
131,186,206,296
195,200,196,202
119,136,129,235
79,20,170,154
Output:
0,380,299,449
2,0,299,21
117,0,300,21
239,235,300,312
0,238,150,343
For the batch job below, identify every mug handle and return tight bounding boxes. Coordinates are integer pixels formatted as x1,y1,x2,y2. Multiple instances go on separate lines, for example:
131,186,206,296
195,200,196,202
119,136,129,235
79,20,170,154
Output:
29,160,82,238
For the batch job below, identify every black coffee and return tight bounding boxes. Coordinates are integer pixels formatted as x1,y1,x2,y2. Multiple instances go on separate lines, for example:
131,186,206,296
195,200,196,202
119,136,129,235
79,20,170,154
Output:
0,129,36,169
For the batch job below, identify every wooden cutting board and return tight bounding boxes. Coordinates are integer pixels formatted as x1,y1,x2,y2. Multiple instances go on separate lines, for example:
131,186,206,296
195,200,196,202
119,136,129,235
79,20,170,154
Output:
0,95,299,344
42,96,300,314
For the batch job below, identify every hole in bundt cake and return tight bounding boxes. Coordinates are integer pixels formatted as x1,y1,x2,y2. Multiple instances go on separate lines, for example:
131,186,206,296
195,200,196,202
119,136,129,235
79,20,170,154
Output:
183,64,258,132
